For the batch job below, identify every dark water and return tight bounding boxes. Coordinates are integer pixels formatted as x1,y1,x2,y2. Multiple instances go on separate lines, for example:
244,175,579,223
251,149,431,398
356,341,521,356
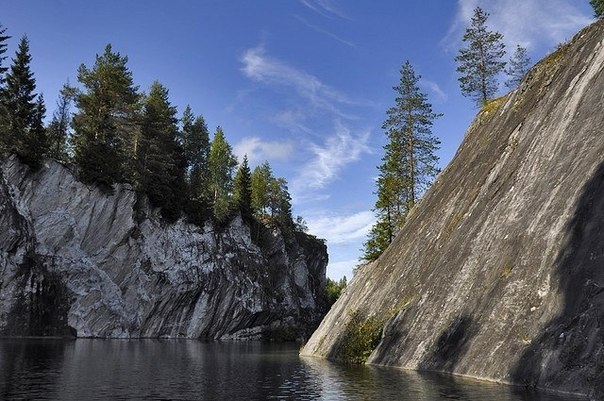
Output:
0,339,585,400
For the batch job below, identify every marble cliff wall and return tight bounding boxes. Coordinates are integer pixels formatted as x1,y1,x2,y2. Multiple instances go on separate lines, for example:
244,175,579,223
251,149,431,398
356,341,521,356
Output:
302,19,604,399
0,156,327,340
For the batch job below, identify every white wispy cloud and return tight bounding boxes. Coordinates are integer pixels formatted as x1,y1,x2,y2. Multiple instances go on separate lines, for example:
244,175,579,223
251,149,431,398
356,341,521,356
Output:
294,15,355,47
233,137,294,165
239,46,371,206
306,210,374,245
293,122,371,195
421,79,448,102
444,0,593,52
299,0,351,20
240,46,353,117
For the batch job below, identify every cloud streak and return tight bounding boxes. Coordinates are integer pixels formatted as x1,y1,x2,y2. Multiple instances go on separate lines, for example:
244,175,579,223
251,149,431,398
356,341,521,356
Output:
421,79,448,102
241,46,353,117
294,15,355,47
239,46,371,207
293,123,371,196
306,210,374,245
299,0,350,20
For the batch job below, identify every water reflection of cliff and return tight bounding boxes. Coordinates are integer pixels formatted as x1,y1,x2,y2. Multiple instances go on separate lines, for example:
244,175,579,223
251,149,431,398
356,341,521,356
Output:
0,340,587,400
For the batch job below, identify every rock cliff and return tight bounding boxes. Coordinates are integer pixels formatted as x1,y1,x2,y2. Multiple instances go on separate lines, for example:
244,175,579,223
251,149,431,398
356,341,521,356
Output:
302,20,604,398
0,157,327,340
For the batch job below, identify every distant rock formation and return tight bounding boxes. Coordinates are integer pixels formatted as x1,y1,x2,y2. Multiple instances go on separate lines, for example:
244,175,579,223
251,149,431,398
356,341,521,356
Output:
302,19,604,398
0,156,327,340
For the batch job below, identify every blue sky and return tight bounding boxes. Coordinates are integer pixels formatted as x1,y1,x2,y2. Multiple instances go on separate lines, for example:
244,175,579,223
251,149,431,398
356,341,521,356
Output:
3,1,595,280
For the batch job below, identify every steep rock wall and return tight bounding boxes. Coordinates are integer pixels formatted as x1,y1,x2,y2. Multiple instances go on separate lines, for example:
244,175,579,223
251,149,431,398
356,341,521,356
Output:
0,157,327,340
302,20,604,398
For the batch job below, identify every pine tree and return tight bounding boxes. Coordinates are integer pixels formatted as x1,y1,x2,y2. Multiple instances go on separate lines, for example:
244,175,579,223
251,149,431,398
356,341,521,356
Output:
0,24,10,152
362,219,394,262
249,161,293,228
233,155,253,222
180,105,210,201
2,36,41,163
505,45,531,90
591,0,604,18
20,94,48,169
208,126,237,223
270,177,293,229
47,86,73,161
251,161,272,216
362,61,441,262
0,24,10,84
455,7,506,106
137,81,186,220
71,44,140,189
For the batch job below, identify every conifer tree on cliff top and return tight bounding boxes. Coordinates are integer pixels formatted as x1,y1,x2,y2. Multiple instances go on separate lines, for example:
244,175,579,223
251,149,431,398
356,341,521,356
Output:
250,161,294,229
180,105,211,201
71,44,139,189
0,24,9,86
208,126,237,223
233,154,253,222
592,0,604,18
0,24,10,154
47,86,73,162
137,81,187,221
2,35,48,167
363,61,441,262
455,7,506,106
3,36,37,146
505,44,531,90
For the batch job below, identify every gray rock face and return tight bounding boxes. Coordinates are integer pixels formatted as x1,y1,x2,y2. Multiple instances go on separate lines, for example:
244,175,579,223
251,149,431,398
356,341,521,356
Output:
0,157,327,340
302,20,604,398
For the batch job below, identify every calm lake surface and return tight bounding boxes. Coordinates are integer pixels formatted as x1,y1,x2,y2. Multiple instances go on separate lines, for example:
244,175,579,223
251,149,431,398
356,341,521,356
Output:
0,339,585,400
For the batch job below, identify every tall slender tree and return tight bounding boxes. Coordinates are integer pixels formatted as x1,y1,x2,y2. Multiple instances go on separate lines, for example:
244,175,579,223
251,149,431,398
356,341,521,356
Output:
505,45,531,90
47,86,73,161
137,81,186,220
455,7,506,106
362,61,441,262
180,105,210,201
251,161,273,216
2,36,46,165
0,24,10,84
250,160,293,228
269,176,293,229
0,24,10,152
233,155,253,222
591,0,604,18
20,94,48,168
71,44,140,188
208,126,237,223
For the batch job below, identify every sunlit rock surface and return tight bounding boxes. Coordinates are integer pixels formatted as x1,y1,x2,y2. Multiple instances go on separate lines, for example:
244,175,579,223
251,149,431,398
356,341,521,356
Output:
0,157,327,340
302,20,604,398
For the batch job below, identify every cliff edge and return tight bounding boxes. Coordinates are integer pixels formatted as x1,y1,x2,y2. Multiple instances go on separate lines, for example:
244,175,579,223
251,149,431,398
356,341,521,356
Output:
0,156,327,340
302,19,604,398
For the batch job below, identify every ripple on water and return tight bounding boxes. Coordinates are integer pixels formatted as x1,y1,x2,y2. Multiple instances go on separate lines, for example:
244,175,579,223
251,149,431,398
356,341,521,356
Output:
0,339,587,401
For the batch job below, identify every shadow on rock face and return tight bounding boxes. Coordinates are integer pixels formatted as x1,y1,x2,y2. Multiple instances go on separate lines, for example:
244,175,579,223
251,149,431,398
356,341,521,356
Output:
512,161,604,397
3,254,74,338
419,314,479,373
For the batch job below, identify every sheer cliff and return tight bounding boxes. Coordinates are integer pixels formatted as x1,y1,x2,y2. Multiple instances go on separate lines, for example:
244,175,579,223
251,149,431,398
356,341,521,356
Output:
302,20,604,398
0,157,327,340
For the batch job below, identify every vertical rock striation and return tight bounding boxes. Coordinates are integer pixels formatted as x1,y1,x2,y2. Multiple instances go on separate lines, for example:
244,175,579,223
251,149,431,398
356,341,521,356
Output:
0,156,327,340
302,20,604,398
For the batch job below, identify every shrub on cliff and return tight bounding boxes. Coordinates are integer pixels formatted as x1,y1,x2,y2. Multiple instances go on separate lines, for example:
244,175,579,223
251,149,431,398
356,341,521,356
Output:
336,310,384,364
